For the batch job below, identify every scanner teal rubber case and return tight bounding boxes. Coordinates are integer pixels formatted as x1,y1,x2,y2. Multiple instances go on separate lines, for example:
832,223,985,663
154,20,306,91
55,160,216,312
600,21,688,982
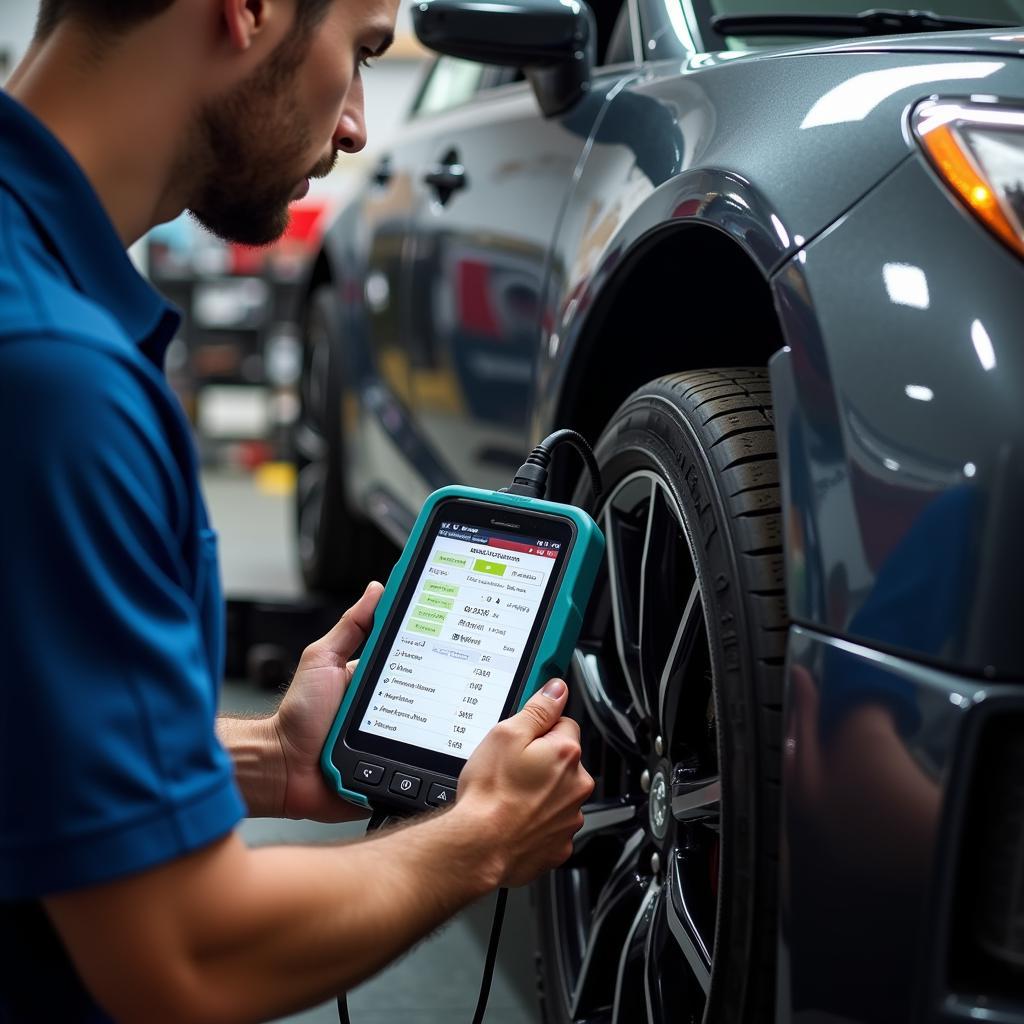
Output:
320,485,605,809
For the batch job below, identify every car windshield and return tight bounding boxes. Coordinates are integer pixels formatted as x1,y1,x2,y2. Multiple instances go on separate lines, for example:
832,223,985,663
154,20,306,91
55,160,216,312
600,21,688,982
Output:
690,0,1024,49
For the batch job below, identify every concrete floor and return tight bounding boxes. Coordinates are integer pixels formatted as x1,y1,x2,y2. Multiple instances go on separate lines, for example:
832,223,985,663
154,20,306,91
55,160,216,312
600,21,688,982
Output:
205,467,540,1024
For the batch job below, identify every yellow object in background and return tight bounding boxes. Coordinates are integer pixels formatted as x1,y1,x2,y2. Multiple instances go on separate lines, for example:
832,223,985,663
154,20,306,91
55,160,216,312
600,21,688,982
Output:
255,462,296,497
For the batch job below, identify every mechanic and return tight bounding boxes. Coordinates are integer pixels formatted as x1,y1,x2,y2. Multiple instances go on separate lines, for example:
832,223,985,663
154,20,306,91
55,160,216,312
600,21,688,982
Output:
0,2,595,1022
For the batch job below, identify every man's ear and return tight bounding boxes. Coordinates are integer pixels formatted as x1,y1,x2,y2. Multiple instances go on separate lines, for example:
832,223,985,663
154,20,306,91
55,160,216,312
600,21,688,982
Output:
222,0,266,52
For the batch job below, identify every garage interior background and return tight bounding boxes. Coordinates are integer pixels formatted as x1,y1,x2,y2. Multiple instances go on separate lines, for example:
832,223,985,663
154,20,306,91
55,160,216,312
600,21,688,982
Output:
1,5,538,1023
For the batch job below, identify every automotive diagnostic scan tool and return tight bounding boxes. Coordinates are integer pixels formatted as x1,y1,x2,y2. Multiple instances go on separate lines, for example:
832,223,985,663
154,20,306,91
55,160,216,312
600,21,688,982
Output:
323,432,604,1024
321,432,605,816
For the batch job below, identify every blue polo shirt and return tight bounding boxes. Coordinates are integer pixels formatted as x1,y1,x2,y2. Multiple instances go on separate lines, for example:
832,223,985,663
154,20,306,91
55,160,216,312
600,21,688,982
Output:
0,91,246,1020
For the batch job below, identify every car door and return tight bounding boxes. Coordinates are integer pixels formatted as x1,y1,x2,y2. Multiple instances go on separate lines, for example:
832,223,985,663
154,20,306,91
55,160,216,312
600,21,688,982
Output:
336,63,492,533
404,2,636,490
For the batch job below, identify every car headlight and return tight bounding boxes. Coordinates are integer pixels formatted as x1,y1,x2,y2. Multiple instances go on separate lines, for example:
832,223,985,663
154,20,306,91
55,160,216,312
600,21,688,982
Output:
914,99,1024,260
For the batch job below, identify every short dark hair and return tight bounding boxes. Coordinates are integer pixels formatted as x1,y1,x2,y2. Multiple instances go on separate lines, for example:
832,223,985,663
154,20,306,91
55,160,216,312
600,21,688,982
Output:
36,1,332,40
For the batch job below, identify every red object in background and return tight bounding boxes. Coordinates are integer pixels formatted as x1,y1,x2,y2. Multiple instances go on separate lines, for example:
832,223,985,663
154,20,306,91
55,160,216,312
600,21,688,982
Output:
228,199,330,276
457,259,500,337
286,201,328,248
236,439,274,471
230,244,266,277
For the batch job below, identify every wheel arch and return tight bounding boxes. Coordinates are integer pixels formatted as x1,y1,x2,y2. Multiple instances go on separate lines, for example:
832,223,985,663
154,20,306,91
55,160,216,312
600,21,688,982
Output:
547,222,786,498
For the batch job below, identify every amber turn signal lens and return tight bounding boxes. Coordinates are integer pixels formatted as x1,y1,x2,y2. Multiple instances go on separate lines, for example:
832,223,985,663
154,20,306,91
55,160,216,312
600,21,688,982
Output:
915,100,1024,261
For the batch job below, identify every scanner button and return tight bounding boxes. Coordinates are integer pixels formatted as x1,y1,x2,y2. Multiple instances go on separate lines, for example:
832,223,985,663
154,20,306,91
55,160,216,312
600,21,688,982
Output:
427,783,457,807
355,762,384,786
389,773,422,799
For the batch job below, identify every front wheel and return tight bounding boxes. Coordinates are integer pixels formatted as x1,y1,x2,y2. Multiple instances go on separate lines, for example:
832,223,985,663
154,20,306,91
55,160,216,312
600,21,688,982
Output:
536,369,785,1024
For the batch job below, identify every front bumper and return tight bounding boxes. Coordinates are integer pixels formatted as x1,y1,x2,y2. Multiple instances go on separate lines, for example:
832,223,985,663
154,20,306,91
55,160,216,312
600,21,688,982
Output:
778,625,1024,1024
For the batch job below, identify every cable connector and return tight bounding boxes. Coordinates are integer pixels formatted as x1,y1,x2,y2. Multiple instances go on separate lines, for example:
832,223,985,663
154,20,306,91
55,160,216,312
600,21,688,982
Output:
502,428,602,503
503,444,552,498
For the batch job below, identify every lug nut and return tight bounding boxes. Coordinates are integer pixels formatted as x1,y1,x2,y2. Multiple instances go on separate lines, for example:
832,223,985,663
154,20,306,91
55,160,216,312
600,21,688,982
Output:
655,735,664,757
651,852,661,875
640,769,651,793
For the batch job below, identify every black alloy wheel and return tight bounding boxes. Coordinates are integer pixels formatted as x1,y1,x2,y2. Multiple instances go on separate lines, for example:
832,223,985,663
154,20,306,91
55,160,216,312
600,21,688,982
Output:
293,285,394,595
536,369,785,1024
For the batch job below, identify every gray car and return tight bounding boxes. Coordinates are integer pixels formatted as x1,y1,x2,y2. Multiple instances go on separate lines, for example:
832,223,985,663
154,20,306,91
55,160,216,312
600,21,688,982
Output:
293,2,1024,1021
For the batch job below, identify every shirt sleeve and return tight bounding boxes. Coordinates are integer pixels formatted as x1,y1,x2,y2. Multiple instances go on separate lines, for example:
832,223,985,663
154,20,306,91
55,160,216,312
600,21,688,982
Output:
0,335,245,899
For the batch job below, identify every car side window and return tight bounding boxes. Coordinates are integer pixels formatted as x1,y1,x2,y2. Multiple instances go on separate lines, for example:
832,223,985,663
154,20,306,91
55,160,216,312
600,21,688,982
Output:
414,57,488,117
598,1,630,65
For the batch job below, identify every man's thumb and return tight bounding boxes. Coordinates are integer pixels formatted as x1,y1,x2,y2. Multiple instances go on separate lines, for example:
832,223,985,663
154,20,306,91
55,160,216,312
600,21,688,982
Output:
513,678,568,738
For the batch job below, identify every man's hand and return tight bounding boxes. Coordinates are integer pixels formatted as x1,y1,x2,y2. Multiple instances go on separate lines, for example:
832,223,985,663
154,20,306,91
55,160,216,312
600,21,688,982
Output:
218,583,384,820
455,679,594,887
271,581,384,822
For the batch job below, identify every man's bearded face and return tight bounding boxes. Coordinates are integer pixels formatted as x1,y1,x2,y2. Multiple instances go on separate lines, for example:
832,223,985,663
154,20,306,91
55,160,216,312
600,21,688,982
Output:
188,30,337,247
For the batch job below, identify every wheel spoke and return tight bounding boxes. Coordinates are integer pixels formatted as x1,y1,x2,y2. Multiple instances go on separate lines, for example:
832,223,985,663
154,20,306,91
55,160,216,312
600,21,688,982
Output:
306,323,331,425
570,829,647,1018
296,463,325,564
603,504,647,719
656,580,703,746
611,878,659,1024
666,854,712,996
635,477,661,720
639,482,697,732
643,885,666,1024
671,774,721,824
576,797,642,846
594,828,646,920
571,649,640,756
292,421,327,462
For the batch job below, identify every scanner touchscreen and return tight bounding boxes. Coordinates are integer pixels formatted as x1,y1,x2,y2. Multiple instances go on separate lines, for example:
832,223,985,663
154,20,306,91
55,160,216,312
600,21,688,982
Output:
357,516,565,760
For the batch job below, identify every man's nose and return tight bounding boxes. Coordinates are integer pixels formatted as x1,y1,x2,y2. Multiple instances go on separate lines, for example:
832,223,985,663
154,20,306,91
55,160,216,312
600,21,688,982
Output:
335,98,367,154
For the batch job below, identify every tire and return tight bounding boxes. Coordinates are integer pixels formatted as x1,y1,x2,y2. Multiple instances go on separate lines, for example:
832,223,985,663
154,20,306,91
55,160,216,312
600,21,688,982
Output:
535,368,785,1024
292,285,395,595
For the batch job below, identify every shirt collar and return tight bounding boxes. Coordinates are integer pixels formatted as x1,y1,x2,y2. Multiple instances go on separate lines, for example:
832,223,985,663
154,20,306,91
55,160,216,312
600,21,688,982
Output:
0,90,179,362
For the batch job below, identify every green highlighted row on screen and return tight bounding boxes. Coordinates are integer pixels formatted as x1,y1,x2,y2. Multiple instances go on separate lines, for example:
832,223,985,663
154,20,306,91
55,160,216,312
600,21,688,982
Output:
433,551,469,568
408,619,443,637
424,581,459,596
473,558,507,577
412,605,447,624
420,593,455,610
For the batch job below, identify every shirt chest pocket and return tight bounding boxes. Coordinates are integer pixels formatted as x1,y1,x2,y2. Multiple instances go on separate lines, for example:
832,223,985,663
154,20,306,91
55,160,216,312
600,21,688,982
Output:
193,526,225,685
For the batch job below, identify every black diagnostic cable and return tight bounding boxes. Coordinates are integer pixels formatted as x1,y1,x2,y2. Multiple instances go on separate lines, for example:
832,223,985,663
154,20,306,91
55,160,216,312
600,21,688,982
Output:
337,430,601,1024
336,813,507,1024
502,428,603,504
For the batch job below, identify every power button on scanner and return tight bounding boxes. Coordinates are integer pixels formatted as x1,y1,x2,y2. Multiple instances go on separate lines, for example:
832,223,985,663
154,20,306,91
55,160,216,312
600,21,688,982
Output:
389,772,422,799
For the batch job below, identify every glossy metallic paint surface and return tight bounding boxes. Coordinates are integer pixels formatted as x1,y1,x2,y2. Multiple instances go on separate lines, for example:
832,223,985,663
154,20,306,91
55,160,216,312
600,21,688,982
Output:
534,50,1024,448
779,625,1024,1024
771,152,1024,678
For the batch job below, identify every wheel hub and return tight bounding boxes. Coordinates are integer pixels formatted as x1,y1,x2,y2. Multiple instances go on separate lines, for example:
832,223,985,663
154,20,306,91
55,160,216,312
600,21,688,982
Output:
649,769,669,840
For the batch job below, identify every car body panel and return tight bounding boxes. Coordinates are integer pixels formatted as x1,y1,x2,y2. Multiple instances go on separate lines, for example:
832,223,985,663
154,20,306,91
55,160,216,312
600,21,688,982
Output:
778,624,1024,1024
771,152,1024,679
536,50,1023,447
782,28,1024,59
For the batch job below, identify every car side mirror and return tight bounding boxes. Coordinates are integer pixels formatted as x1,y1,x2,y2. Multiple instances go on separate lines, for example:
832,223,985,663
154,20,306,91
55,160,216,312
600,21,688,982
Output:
412,0,596,118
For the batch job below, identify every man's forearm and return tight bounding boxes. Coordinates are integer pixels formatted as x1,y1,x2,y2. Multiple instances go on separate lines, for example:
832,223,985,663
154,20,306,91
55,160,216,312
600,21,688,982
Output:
216,714,285,818
47,803,505,1024
194,806,503,1022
